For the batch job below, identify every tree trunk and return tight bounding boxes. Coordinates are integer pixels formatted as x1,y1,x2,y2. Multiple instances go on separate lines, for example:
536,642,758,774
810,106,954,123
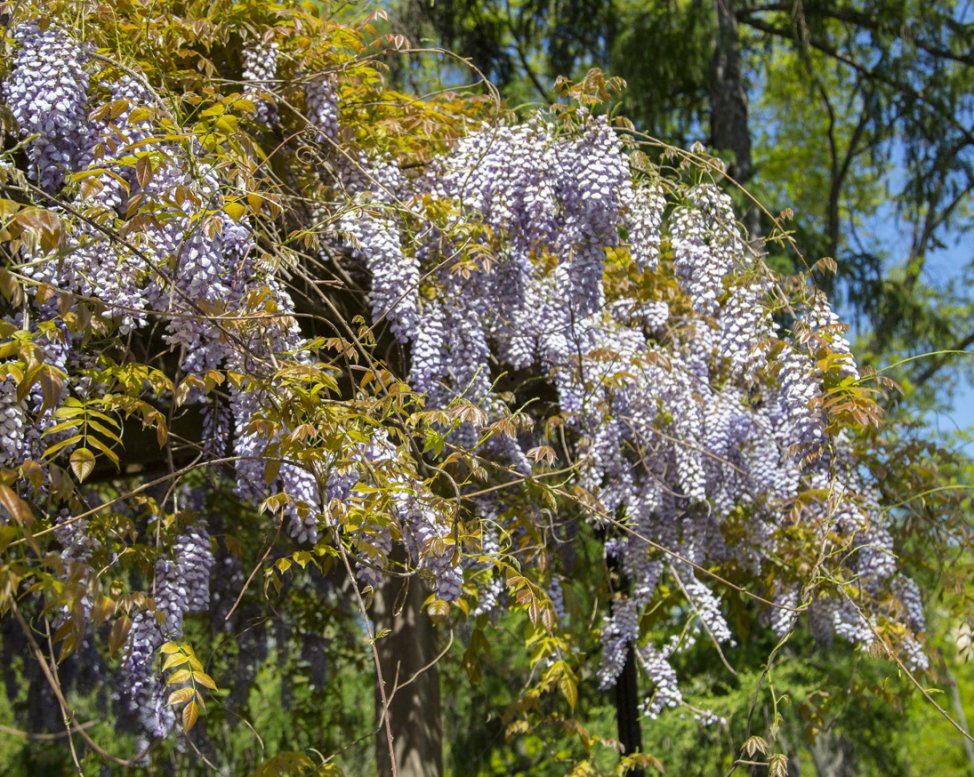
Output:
373,568,443,777
615,644,644,777
710,0,760,237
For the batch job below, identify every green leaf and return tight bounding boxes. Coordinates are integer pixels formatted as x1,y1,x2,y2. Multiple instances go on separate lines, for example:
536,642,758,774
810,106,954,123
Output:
41,419,83,437
52,406,85,418
245,753,317,777
128,107,153,123
80,407,119,427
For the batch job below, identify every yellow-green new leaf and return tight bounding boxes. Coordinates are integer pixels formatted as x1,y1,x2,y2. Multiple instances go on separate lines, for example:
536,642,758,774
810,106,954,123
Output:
167,687,195,706
167,668,192,685
162,652,191,671
87,435,120,467
558,672,578,712
192,671,217,690
42,434,84,459
224,201,246,221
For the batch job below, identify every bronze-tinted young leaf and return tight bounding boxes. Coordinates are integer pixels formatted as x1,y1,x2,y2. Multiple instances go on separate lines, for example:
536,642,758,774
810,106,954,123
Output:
37,365,65,416
15,363,41,403
768,754,788,777
181,699,199,732
108,615,132,653
69,448,96,483
0,270,24,306
57,631,79,662
741,735,768,758
0,485,32,526
90,595,116,625
135,155,154,188
427,598,450,617
264,457,281,487
154,416,168,447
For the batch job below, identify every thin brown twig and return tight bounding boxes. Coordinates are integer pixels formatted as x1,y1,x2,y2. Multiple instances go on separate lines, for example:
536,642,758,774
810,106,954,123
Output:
331,528,398,777
224,514,284,623
0,721,98,741
669,564,738,677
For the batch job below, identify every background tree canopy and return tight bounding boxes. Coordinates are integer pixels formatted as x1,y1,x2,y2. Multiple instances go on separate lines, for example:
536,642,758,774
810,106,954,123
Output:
0,1,970,776
391,0,974,412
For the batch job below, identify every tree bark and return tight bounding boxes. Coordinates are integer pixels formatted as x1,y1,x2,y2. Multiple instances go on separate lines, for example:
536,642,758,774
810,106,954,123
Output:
615,644,644,777
373,568,443,777
710,0,760,237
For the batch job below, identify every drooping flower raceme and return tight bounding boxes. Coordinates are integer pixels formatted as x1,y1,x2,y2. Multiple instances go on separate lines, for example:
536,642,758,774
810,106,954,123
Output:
4,24,92,192
0,15,930,748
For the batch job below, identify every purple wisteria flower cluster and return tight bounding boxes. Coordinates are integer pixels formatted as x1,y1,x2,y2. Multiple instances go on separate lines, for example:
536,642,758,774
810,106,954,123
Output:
367,115,928,712
4,24,92,192
0,13,929,746
117,522,215,740
242,38,280,126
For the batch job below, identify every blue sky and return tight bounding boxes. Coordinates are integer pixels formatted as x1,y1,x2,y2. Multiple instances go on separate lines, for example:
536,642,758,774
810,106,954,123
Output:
921,241,974,454
864,203,974,455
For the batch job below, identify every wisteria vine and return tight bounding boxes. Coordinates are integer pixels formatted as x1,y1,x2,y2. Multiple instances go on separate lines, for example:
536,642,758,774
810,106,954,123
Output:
0,8,932,764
